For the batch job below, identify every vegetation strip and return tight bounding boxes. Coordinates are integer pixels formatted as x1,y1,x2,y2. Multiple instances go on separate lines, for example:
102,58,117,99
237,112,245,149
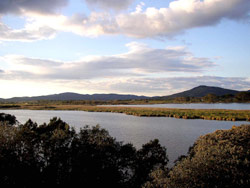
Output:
1,104,249,121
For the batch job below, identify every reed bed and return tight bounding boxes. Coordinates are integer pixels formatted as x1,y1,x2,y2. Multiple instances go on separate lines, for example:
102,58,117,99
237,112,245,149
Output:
3,104,249,122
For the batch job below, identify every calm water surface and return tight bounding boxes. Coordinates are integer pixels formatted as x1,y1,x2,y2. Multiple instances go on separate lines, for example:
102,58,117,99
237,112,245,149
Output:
102,103,250,110
0,110,248,166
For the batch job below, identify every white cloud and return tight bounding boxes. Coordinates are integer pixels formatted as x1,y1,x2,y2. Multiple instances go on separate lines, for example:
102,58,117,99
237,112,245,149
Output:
55,0,250,38
0,49,249,96
113,0,250,38
4,43,248,96
0,43,215,80
0,21,56,42
84,0,134,11
1,0,249,41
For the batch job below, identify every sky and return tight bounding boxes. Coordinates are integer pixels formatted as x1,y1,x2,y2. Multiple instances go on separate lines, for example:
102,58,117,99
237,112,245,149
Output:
0,0,250,98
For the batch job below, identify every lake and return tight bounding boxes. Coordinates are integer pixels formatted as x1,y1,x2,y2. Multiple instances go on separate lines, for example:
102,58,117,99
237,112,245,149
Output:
101,103,250,110
0,109,248,166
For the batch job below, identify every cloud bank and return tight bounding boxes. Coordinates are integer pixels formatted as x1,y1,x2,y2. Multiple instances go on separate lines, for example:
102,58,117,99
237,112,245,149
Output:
1,0,250,41
1,42,249,96
0,43,215,80
112,0,250,38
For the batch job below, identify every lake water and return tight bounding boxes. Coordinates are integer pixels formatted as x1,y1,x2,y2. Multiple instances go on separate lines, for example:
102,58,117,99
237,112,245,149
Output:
0,110,248,166
102,103,250,110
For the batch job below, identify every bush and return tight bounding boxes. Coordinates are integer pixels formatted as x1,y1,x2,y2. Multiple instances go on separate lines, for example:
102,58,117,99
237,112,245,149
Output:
0,113,17,126
143,125,250,188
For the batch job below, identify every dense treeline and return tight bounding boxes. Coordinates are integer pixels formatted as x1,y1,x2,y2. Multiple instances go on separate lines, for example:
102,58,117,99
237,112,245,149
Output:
0,114,249,187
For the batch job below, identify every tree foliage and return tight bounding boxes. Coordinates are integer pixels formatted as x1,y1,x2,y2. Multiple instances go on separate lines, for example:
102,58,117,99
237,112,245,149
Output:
0,114,168,187
143,125,250,188
0,113,249,187
0,113,17,126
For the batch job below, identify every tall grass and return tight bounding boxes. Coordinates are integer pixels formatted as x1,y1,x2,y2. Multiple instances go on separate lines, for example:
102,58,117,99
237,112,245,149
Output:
1,104,249,122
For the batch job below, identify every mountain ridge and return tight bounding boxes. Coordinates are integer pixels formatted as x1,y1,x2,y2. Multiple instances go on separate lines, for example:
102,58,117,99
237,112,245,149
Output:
1,92,149,102
158,85,240,99
0,85,248,102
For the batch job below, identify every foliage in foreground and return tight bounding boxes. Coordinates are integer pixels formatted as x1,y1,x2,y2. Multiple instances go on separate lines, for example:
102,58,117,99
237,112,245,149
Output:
0,115,168,187
143,124,250,188
0,113,17,126
0,114,249,187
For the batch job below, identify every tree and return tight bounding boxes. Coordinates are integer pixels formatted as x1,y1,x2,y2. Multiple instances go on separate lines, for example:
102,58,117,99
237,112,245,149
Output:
203,93,218,103
235,92,250,102
133,139,168,187
143,125,250,188
0,113,17,126
0,114,169,187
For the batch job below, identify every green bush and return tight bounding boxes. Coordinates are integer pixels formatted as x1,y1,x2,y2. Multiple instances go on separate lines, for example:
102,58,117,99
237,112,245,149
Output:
143,125,250,188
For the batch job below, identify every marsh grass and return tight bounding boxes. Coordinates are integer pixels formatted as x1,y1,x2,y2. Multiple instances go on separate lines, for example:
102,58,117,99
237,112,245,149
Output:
1,104,249,122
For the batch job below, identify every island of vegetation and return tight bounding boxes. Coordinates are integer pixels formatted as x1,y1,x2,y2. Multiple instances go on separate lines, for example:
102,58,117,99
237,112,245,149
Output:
0,113,249,187
0,104,249,122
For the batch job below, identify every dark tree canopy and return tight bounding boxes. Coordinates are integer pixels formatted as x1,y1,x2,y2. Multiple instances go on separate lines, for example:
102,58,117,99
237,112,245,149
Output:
0,113,249,188
0,113,17,126
0,113,168,187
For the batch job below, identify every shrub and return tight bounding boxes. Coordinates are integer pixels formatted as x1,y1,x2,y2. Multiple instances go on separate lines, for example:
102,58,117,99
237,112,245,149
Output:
144,125,250,188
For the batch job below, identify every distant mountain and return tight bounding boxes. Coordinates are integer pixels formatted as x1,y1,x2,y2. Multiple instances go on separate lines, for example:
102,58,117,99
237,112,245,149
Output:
0,86,248,102
2,92,148,102
158,85,240,99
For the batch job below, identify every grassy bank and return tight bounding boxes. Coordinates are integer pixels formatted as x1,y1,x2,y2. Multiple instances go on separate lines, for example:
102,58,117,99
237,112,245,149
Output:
1,104,250,121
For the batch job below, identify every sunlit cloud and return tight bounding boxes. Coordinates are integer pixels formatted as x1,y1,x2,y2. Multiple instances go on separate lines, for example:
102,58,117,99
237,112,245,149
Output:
2,42,248,97
0,43,215,80
0,21,56,42
1,0,250,41
113,0,250,38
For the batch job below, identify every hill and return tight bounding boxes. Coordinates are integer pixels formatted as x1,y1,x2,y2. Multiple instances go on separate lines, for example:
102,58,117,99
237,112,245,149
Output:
0,86,248,102
158,85,240,99
1,92,148,102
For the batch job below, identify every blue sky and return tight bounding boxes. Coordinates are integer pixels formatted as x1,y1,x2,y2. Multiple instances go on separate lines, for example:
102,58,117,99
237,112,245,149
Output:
0,0,249,98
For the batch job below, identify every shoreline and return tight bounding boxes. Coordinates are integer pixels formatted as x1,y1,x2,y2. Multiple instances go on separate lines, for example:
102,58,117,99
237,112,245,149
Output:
0,104,249,122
